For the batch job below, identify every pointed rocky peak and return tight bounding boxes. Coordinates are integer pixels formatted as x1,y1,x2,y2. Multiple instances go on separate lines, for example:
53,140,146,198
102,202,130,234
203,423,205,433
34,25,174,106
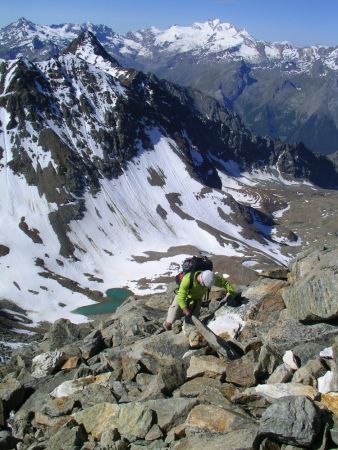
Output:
62,30,120,67
3,17,36,33
13,17,35,27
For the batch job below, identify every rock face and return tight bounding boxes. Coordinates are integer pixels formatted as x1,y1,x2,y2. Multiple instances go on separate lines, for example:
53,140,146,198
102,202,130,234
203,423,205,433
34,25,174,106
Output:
0,244,338,449
282,243,338,320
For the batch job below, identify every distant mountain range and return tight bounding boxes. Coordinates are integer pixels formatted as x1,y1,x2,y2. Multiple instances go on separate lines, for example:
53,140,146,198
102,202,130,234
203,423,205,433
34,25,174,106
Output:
1,18,338,154
1,30,337,323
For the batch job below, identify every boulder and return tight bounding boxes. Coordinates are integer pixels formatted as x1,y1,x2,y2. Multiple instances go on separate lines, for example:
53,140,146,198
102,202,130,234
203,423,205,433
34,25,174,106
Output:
253,396,322,448
45,421,87,450
267,364,293,384
73,383,117,409
41,318,92,352
121,355,141,382
197,385,237,410
61,356,80,370
187,355,227,379
292,358,325,385
282,243,338,320
243,277,286,330
145,424,163,441
191,316,243,359
254,344,283,382
225,350,257,387
243,278,287,305
33,411,72,430
320,392,338,416
185,404,255,433
233,382,319,404
41,396,77,417
50,372,112,398
99,427,120,446
264,309,338,364
155,361,186,394
74,402,154,441
143,398,197,432
31,351,67,378
79,330,104,360
102,305,162,348
174,376,234,400
126,331,189,366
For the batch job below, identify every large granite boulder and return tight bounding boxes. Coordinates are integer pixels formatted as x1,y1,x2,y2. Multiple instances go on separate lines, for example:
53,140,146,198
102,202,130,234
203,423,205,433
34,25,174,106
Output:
79,329,104,360
31,351,67,378
282,243,338,320
185,403,255,433
253,396,322,448
186,355,227,379
264,309,338,364
74,402,154,441
40,318,93,352
143,397,198,432
49,372,113,398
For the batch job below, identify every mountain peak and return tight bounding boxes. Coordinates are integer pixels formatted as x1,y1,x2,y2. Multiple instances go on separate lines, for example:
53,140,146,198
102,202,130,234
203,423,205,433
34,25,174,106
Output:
15,17,30,24
10,17,35,29
62,30,120,66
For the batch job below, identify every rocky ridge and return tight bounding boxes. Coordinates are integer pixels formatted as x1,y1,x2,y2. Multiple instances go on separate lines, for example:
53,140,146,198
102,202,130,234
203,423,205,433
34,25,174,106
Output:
1,18,338,154
0,242,337,449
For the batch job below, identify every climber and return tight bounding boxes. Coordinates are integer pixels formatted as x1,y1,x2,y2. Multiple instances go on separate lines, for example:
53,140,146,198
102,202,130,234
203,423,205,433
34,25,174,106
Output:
163,270,238,336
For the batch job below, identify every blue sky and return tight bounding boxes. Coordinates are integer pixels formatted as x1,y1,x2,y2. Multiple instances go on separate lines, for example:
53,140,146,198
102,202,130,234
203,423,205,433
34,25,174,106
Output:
1,0,338,46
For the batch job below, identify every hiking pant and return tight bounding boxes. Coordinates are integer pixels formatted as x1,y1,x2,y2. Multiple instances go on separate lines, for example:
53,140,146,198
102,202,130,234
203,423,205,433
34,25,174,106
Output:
166,295,203,346
166,295,203,324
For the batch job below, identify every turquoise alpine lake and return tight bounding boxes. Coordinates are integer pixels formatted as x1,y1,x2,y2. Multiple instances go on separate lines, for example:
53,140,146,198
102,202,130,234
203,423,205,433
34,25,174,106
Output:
72,288,133,316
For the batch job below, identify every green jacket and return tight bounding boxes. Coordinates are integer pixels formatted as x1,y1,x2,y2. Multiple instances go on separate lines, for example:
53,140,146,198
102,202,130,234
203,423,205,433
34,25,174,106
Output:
176,271,237,309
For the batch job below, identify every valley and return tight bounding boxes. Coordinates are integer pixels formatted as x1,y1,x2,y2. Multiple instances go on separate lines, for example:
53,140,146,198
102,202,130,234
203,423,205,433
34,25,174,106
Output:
0,29,337,334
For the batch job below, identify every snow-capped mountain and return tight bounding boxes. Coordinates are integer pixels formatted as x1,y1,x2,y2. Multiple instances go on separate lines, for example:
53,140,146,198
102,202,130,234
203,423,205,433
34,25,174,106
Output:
113,20,338,155
0,17,118,61
0,31,337,326
118,19,338,71
1,18,338,154
2,18,337,71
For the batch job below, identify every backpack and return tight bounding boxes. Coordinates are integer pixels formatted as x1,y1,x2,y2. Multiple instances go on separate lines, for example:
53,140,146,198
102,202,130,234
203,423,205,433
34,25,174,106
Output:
175,255,213,290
